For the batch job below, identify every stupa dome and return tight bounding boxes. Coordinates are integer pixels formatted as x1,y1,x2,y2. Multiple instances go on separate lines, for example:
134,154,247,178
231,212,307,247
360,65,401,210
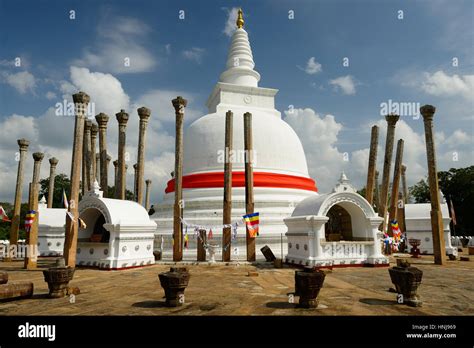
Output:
152,9,318,258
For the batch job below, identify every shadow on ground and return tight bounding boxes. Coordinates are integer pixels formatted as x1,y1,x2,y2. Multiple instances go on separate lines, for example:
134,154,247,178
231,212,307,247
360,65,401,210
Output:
132,300,168,308
359,298,398,306
266,301,295,309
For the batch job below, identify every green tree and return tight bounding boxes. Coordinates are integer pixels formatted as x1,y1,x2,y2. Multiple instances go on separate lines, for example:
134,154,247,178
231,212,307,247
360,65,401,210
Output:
0,202,30,240
409,166,473,236
409,179,430,203
107,186,134,201
438,166,474,236
39,173,71,208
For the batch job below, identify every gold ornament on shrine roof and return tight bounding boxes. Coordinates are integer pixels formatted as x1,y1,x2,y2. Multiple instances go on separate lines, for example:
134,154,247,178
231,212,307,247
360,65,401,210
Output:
236,8,244,29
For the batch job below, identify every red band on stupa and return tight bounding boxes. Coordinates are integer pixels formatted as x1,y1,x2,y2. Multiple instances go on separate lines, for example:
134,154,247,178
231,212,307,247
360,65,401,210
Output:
165,171,317,193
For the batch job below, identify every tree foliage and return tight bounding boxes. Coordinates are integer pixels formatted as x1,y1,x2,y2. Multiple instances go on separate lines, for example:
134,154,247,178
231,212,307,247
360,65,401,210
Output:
409,166,473,236
39,173,71,208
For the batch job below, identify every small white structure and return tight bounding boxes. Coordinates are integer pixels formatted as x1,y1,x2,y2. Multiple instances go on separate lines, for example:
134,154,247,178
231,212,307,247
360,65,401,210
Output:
77,181,156,270
405,202,457,256
284,173,388,268
37,196,66,256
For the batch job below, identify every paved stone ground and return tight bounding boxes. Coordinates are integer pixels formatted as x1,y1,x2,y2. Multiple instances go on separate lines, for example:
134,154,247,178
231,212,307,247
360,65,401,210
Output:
0,250,472,316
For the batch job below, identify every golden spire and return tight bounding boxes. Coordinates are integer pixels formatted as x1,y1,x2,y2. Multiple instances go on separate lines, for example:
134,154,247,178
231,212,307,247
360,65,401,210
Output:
236,8,244,29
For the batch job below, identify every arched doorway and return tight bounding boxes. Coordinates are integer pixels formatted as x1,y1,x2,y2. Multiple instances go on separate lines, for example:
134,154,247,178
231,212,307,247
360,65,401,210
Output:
78,208,110,243
325,204,353,241
92,214,110,243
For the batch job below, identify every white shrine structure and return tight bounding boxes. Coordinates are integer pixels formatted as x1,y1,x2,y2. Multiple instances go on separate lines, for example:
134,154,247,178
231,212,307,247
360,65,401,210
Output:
77,181,156,269
284,173,388,268
404,201,457,256
37,196,66,256
151,10,318,257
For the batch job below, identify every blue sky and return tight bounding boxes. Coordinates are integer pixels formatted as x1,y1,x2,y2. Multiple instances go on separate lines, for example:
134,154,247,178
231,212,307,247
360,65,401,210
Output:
0,0,473,201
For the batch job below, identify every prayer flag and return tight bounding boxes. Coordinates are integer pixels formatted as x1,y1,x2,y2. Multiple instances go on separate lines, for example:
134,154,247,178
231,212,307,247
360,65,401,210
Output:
208,228,213,239
449,199,457,226
243,212,260,238
78,218,87,229
0,206,11,222
184,232,189,249
62,189,69,209
24,210,36,233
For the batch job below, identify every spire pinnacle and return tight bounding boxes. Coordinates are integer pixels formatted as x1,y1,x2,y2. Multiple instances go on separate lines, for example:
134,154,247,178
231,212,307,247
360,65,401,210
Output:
236,8,244,29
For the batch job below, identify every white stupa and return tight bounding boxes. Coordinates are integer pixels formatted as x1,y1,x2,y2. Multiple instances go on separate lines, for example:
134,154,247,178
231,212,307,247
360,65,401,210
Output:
151,10,318,257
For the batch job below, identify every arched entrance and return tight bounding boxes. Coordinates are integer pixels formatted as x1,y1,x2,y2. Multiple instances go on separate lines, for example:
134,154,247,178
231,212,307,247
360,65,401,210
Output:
325,204,353,241
78,208,110,243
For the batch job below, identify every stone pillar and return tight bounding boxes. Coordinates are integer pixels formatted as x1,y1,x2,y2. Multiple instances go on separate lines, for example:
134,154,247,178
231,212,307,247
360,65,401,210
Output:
95,153,100,181
379,114,399,233
24,152,44,269
63,91,89,267
136,107,151,205
133,163,138,201
9,139,29,249
124,164,128,197
113,160,119,198
374,170,381,213
82,120,92,194
116,109,129,200
365,125,379,205
401,164,408,203
95,113,109,196
388,139,404,231
106,154,112,182
90,123,98,182
222,110,233,262
420,105,446,265
244,112,255,262
47,157,59,208
172,96,187,262
145,179,152,211
397,191,406,234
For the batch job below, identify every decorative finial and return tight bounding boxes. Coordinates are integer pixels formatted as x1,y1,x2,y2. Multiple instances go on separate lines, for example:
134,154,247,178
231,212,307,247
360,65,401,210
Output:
236,8,244,29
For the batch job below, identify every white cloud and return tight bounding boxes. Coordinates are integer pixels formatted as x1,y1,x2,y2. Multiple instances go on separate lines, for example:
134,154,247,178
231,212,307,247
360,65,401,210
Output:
182,47,205,64
303,57,322,75
72,16,156,74
0,114,37,148
45,91,56,100
165,44,171,55
284,108,346,192
68,66,130,117
132,89,203,124
283,107,473,195
443,129,472,148
329,75,357,95
420,70,474,100
0,66,186,203
2,71,36,94
223,7,239,37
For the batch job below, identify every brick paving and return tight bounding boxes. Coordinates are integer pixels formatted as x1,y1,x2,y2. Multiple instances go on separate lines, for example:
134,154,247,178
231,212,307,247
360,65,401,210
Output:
0,251,472,316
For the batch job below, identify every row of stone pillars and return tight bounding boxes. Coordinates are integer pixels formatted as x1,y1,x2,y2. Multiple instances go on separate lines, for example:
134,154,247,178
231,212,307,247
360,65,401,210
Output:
90,108,151,204
171,97,255,262
8,139,62,268
6,91,153,268
365,106,446,265
62,92,154,267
